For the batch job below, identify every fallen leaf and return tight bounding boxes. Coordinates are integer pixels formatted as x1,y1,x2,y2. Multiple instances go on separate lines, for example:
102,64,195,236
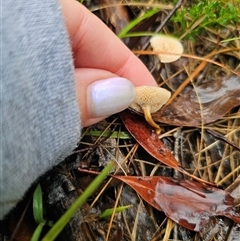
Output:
100,0,131,34
152,75,240,126
113,175,240,231
120,109,215,185
120,109,183,170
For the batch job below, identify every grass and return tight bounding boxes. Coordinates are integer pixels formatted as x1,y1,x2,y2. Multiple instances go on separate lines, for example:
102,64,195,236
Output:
172,0,240,40
31,162,114,241
117,8,160,39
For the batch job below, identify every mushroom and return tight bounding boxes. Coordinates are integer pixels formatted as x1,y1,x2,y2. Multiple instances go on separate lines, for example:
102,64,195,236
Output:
130,86,171,134
150,35,183,63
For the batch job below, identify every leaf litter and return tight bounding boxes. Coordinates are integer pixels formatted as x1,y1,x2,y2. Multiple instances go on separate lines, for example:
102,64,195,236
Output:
152,75,240,126
120,106,240,233
120,109,216,186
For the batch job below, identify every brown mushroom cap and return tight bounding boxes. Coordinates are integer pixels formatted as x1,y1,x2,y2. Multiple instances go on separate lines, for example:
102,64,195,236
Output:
130,86,171,134
130,86,171,114
150,35,183,63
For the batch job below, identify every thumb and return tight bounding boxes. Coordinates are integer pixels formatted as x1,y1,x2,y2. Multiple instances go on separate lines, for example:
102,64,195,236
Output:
74,68,135,127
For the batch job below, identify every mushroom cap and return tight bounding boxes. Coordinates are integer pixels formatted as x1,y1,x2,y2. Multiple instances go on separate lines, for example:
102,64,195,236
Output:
130,86,171,114
150,35,183,63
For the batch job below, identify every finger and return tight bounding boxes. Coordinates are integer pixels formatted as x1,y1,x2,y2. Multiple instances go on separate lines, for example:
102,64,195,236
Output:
59,0,157,87
74,68,135,127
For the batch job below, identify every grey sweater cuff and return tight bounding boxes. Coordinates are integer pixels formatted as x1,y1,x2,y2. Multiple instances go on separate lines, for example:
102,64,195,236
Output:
1,0,81,218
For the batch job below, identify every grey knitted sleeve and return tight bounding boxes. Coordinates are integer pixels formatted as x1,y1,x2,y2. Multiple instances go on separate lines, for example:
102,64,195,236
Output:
0,0,81,218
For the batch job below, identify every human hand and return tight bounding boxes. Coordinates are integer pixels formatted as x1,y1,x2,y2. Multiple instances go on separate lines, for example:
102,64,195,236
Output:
59,0,157,127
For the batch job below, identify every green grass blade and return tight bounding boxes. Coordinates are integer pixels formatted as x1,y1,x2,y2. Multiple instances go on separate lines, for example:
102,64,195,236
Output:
31,222,46,241
118,8,160,39
85,130,132,139
99,205,132,219
41,161,114,241
33,184,44,224
117,32,157,38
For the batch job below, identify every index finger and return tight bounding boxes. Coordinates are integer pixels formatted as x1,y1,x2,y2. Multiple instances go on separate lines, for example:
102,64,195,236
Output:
59,0,157,87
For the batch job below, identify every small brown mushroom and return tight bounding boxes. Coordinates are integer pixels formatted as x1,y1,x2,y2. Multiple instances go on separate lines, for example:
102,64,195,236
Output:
129,86,171,134
150,35,183,63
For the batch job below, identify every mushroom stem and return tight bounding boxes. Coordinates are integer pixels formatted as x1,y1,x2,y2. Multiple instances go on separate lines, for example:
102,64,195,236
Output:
142,106,161,135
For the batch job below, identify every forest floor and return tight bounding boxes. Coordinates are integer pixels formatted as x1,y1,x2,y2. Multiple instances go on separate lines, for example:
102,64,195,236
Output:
1,1,240,241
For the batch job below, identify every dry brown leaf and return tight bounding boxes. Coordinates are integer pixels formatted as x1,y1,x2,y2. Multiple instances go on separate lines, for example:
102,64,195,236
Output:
120,109,215,186
113,175,240,232
152,75,240,126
